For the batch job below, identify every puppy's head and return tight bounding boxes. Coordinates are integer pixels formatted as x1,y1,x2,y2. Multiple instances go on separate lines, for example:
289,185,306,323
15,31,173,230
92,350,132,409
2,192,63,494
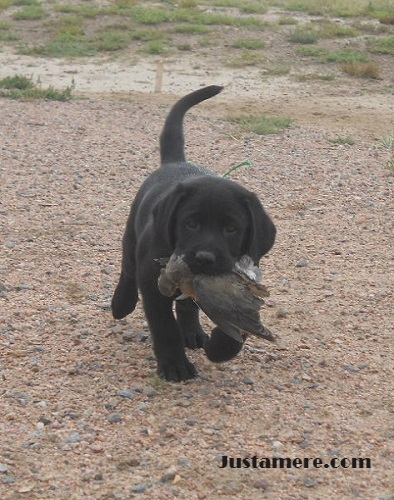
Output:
153,176,276,275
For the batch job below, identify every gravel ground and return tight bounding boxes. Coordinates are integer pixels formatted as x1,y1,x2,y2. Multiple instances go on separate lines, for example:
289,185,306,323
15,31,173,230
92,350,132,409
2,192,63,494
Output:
1,88,393,500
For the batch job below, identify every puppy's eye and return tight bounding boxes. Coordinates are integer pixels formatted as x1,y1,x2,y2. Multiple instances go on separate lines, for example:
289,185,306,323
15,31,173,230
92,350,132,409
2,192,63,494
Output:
185,218,200,230
224,224,238,235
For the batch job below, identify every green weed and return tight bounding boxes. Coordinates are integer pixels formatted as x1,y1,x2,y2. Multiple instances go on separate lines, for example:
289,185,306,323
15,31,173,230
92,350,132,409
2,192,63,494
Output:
232,37,266,49
316,21,359,38
295,72,335,81
380,132,394,149
53,4,101,17
0,75,74,101
91,29,132,52
339,60,380,79
228,114,293,135
225,49,263,67
0,74,34,89
289,28,319,44
296,46,328,57
0,0,12,11
173,24,211,34
264,62,291,75
327,134,355,145
320,49,368,63
142,40,166,54
22,32,96,58
12,4,46,20
0,21,18,40
278,16,298,25
367,35,394,54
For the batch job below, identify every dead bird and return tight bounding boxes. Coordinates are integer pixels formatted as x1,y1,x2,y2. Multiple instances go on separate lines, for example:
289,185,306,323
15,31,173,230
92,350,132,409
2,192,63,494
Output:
157,254,275,344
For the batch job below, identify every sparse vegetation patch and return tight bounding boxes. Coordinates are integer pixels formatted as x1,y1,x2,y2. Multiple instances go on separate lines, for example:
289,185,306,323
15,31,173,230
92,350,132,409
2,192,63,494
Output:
227,113,293,135
0,74,74,100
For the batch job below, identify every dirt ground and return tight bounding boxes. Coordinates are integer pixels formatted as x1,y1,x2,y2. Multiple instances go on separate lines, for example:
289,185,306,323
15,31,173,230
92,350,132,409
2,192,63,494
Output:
1,5,394,500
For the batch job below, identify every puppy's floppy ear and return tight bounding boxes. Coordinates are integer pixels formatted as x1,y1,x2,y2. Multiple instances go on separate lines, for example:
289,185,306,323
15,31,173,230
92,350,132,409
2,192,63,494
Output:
152,182,189,249
243,192,276,262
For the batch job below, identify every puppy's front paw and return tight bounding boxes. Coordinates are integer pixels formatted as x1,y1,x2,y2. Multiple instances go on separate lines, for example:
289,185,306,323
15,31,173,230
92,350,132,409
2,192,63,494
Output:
204,327,244,362
183,329,209,350
157,355,197,382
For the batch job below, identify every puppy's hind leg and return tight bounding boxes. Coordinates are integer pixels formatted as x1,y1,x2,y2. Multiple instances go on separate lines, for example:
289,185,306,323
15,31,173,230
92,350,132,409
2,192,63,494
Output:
176,298,208,349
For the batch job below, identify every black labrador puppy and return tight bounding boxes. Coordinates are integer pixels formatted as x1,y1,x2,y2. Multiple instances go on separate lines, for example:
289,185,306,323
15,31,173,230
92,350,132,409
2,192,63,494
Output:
112,85,276,382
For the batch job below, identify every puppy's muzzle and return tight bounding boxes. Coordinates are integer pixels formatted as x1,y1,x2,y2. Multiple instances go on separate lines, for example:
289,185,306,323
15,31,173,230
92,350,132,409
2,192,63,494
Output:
195,250,216,266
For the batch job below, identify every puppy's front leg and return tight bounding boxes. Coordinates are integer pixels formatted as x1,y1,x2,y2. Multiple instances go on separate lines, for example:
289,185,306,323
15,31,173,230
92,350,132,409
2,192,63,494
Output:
139,266,197,381
176,298,208,349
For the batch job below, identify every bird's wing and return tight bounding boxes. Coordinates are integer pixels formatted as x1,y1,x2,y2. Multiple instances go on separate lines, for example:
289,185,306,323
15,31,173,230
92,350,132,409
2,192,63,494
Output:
193,275,266,342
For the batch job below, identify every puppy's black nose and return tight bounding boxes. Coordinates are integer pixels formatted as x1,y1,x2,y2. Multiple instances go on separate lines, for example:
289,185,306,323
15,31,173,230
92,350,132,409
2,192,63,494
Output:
195,251,216,266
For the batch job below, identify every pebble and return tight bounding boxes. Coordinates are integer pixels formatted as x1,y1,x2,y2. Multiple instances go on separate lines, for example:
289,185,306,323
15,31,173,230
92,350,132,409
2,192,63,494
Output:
136,331,149,342
302,477,316,487
107,413,122,423
1,475,15,484
122,331,133,342
277,307,289,318
242,377,254,385
110,326,123,335
65,431,81,444
160,465,178,482
253,479,269,491
99,301,111,310
15,284,30,291
131,483,151,493
0,463,8,473
143,387,157,397
220,481,242,494
4,240,15,249
296,257,308,267
117,389,134,399
342,364,359,373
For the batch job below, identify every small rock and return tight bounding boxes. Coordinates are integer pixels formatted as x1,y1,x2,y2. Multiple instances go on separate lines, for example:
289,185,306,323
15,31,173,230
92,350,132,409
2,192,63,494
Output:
110,325,123,335
161,465,178,483
253,479,269,491
4,241,15,249
342,364,359,373
0,463,8,473
65,431,81,444
185,419,198,426
302,477,316,487
143,387,157,397
242,377,254,385
220,481,242,494
116,389,134,399
15,284,30,291
99,301,111,310
296,257,308,267
277,307,288,318
104,402,117,411
107,413,122,424
122,331,134,342
131,483,151,493
64,411,80,420
1,475,15,484
136,331,149,342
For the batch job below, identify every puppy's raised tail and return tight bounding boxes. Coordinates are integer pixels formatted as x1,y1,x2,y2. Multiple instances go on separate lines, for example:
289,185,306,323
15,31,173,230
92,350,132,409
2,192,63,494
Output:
160,85,223,165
